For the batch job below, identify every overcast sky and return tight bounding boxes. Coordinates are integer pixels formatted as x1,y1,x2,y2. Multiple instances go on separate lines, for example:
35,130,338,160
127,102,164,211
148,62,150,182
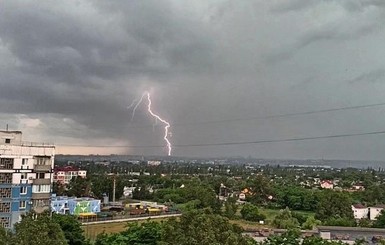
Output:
1,0,385,160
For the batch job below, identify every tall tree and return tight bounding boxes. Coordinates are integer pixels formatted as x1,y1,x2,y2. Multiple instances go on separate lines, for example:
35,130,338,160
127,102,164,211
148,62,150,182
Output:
315,191,354,223
67,177,91,197
95,221,162,245
0,226,12,245
240,203,266,222
53,214,88,245
224,196,238,219
13,211,67,245
373,210,385,228
160,210,256,245
272,208,300,229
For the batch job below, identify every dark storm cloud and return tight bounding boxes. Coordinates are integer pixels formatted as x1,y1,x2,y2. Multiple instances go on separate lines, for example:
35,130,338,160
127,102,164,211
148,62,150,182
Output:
347,69,385,84
1,0,385,159
0,0,215,141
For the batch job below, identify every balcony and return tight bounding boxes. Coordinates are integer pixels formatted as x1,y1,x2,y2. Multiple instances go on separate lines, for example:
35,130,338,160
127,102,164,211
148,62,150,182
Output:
33,206,49,214
32,178,51,185
31,193,50,200
34,165,51,172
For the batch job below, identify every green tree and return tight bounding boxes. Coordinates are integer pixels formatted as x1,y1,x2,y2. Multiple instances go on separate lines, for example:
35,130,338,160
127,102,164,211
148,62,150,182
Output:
67,177,91,197
224,197,238,219
53,182,66,196
302,216,322,230
247,175,273,205
315,191,354,224
95,221,162,245
13,211,67,245
260,230,300,245
240,203,266,222
373,210,385,228
0,226,12,245
160,210,256,245
358,218,371,228
53,214,88,245
272,208,300,229
291,212,307,225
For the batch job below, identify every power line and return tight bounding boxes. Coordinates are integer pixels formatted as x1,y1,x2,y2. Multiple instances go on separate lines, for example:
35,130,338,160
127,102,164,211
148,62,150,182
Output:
124,101,385,129
56,129,385,148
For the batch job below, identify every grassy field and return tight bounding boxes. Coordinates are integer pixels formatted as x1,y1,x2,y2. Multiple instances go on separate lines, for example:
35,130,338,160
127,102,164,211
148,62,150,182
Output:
232,207,315,230
260,207,315,223
82,208,315,240
82,217,170,241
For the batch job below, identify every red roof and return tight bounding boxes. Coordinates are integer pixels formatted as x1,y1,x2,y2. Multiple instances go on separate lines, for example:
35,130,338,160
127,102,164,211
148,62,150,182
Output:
352,204,366,209
54,166,79,172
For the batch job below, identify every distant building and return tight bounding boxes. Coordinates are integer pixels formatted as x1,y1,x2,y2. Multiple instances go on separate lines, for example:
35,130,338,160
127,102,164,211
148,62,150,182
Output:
320,180,334,189
147,160,161,166
51,196,100,215
53,166,87,185
123,186,135,198
0,130,55,229
352,204,369,219
369,205,385,221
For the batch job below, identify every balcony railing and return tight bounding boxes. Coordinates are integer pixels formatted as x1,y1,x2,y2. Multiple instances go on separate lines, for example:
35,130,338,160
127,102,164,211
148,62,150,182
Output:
34,165,52,172
32,178,51,185
31,193,50,199
33,206,49,214
20,141,55,147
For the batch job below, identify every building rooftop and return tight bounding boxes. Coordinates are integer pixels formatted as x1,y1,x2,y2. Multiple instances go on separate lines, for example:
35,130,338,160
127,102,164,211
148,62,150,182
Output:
352,203,366,209
54,166,80,172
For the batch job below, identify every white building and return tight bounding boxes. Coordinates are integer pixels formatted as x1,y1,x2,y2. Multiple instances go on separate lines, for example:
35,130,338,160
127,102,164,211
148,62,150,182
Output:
0,130,54,229
351,204,368,219
53,166,87,185
369,205,385,220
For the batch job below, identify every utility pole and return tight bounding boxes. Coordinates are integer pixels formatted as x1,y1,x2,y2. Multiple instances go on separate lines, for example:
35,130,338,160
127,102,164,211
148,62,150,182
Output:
108,173,117,203
112,176,116,203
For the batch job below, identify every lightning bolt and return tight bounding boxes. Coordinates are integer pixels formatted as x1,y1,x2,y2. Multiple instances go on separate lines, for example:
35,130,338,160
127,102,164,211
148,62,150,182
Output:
129,92,172,156
128,94,146,121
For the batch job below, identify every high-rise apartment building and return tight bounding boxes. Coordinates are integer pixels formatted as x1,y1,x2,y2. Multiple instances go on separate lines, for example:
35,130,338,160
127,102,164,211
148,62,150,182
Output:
0,130,55,229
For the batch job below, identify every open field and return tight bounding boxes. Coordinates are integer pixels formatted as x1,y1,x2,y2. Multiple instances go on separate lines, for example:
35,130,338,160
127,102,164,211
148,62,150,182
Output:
82,217,171,240
82,208,315,240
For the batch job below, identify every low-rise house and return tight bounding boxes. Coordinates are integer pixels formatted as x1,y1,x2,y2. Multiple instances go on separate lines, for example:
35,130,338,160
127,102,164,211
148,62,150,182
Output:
53,166,87,185
369,205,385,220
320,180,334,189
51,196,101,215
352,204,368,219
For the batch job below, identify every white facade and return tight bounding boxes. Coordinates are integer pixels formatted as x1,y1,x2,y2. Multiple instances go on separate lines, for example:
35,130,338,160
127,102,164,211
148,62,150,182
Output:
0,131,55,229
369,206,385,220
53,167,87,185
351,205,369,219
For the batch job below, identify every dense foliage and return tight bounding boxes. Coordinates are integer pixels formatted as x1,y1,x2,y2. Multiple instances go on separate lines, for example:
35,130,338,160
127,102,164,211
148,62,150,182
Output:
95,210,255,245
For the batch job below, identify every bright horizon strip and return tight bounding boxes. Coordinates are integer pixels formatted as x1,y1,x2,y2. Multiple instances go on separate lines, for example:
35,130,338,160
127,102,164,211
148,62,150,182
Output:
145,92,172,156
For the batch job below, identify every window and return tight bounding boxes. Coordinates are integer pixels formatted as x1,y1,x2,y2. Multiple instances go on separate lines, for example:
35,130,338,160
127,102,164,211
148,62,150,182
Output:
4,139,10,144
19,201,26,209
20,186,27,195
0,158,14,169
33,199,49,207
0,188,11,198
0,202,10,212
35,157,49,165
0,217,10,228
22,158,28,165
37,173,45,179
32,185,50,193
20,173,27,180
0,173,12,184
